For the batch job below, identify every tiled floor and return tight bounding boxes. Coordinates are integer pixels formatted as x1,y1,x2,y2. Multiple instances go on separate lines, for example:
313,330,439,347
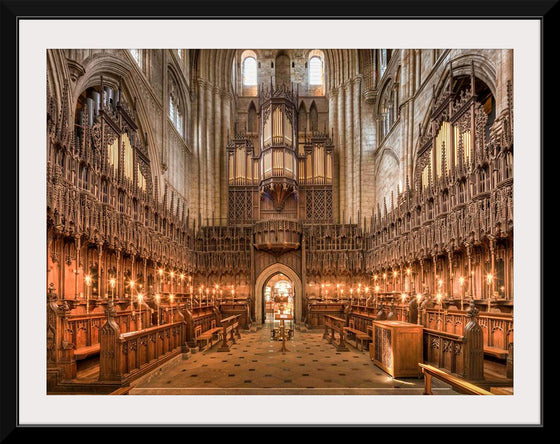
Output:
131,326,457,395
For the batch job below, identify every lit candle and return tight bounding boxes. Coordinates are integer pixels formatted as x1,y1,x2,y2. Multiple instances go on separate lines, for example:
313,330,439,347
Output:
137,292,143,330
155,293,160,325
109,277,116,301
84,275,92,314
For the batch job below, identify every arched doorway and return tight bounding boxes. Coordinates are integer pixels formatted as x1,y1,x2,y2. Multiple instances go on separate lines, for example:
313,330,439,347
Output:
254,264,303,326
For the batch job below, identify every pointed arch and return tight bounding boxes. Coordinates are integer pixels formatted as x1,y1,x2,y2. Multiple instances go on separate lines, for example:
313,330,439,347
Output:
247,101,257,133
254,264,303,325
297,101,307,134
309,101,318,132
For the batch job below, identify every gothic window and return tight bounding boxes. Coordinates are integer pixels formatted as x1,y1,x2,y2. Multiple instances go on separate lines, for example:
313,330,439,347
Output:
168,75,185,136
309,56,323,85
130,49,142,68
243,57,257,86
379,49,387,76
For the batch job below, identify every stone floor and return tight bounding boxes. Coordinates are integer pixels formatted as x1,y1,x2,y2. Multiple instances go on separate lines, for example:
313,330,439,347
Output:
131,325,457,395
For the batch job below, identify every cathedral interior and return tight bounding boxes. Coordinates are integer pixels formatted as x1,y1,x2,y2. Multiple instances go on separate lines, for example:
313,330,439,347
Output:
46,48,514,397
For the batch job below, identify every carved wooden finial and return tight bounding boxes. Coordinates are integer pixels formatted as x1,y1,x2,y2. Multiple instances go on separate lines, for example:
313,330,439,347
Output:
466,299,479,319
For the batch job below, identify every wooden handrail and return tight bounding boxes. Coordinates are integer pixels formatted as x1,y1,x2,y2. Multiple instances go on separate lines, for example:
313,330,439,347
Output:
419,364,493,395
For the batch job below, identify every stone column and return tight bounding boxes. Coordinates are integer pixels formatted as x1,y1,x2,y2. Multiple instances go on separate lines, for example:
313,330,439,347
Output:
213,87,222,222
344,80,354,222
352,77,362,222
198,79,207,219
206,82,214,221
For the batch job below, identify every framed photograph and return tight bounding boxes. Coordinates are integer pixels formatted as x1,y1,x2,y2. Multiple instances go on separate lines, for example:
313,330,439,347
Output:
3,0,550,433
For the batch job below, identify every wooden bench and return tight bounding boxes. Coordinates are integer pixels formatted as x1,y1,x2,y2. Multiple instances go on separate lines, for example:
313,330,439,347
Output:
419,363,494,395
218,315,241,352
323,315,348,351
74,343,100,360
343,326,371,351
484,346,508,360
195,323,223,350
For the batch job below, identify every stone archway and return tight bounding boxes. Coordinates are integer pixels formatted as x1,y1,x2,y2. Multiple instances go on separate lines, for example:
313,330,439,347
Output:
254,264,303,326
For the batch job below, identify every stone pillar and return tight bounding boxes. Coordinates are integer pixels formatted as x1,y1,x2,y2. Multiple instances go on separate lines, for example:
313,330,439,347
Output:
337,86,346,221
214,87,222,222
352,77,362,221
344,81,354,222
198,80,207,219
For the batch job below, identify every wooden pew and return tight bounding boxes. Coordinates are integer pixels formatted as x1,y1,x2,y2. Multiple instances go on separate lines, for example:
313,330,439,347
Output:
218,314,241,352
322,315,348,351
419,364,494,395
194,321,223,351
343,320,372,351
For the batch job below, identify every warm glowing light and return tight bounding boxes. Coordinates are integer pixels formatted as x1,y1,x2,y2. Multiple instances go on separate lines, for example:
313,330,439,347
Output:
170,271,175,279
321,284,325,288
137,293,144,303
129,280,135,289
459,276,465,286
169,294,174,303
393,271,398,278
406,268,411,275
438,279,443,287
350,288,353,294
158,268,163,276
373,274,378,281
365,287,369,293
109,278,116,288
155,293,160,303
383,273,387,279
375,285,380,293
486,274,493,284
401,293,407,302
180,274,184,281
436,293,442,304
416,293,422,302
85,275,92,286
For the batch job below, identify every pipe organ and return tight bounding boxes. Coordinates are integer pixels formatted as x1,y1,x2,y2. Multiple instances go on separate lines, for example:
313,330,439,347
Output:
227,84,334,225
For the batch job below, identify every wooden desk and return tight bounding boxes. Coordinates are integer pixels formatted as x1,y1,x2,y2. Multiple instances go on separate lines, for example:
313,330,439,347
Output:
372,320,423,378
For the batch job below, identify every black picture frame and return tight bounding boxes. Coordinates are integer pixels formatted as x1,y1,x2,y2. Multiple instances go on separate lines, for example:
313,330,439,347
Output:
2,0,552,435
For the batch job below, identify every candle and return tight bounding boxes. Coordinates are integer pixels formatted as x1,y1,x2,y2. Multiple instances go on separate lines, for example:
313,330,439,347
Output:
155,293,160,325
109,277,116,301
137,292,143,330
84,275,92,314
